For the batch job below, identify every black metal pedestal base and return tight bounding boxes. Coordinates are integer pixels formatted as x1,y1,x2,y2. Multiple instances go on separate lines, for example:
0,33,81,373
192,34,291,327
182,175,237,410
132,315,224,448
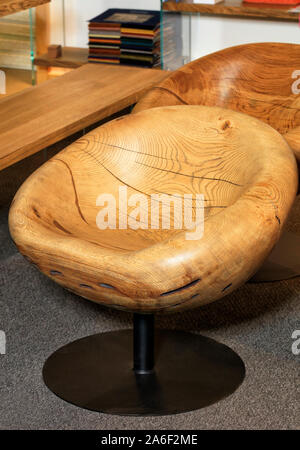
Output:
43,328,245,416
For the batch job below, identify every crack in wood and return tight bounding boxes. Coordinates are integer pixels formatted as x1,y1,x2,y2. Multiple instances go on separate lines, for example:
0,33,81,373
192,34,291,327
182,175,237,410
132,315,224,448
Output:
55,158,88,225
80,147,228,211
135,160,242,186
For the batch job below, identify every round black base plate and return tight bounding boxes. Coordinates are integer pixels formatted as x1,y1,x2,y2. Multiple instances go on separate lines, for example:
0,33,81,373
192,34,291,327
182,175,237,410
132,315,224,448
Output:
43,330,245,416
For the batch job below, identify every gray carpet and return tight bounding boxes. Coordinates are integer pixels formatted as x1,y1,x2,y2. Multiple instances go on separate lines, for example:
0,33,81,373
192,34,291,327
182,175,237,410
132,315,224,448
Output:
0,204,299,430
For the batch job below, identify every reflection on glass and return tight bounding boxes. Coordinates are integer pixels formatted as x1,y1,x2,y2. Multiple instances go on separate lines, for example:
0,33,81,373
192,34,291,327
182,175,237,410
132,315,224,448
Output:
0,8,36,96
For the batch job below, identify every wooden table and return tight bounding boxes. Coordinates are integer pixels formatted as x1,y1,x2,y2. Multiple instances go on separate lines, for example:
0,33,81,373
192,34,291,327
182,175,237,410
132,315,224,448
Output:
163,0,299,21
0,0,49,17
0,64,169,171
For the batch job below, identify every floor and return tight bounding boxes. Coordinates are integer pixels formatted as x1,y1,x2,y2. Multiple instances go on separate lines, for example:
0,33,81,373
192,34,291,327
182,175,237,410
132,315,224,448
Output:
0,202,299,430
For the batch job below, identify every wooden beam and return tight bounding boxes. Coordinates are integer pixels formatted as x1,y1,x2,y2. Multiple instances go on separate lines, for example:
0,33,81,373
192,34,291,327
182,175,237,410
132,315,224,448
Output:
35,2,50,84
163,0,299,21
0,0,50,18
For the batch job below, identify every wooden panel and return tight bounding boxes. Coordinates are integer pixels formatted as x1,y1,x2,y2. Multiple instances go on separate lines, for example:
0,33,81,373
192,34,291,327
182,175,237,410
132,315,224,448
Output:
35,2,49,55
35,3,50,83
34,47,88,69
0,0,50,18
163,0,299,21
0,63,169,171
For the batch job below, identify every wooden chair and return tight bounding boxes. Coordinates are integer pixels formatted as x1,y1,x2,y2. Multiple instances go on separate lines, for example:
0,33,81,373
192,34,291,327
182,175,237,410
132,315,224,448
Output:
9,105,297,415
134,43,300,281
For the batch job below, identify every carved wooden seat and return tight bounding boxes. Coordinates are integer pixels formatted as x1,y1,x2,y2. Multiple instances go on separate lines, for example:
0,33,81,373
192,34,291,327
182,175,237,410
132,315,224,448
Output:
8,105,297,415
134,43,300,281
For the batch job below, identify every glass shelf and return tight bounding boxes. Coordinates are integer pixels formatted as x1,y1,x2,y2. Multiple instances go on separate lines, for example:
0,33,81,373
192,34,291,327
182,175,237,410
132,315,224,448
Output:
160,0,192,71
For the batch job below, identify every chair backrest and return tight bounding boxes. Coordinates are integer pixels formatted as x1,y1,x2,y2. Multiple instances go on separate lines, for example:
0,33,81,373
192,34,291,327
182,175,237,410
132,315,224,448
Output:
134,43,300,159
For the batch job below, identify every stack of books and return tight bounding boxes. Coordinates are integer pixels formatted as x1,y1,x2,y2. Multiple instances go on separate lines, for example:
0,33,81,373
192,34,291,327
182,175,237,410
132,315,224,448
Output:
88,9,161,68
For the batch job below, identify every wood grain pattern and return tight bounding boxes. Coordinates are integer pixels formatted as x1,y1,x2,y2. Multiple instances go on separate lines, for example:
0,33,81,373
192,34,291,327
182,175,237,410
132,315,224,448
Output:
0,130,83,207
9,106,298,313
0,0,49,17
134,43,300,162
35,2,49,56
0,64,169,171
34,47,88,69
163,0,299,21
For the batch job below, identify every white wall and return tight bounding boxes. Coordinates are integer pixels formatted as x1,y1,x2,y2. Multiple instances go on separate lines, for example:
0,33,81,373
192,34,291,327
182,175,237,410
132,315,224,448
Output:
50,0,300,61
191,14,300,60
50,0,160,48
